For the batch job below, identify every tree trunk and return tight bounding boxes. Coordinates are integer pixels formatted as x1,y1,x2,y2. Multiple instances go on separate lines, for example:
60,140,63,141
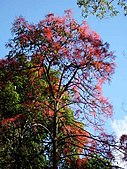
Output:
53,111,58,169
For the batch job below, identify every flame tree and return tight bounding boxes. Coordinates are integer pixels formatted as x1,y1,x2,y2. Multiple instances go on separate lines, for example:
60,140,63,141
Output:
1,10,118,168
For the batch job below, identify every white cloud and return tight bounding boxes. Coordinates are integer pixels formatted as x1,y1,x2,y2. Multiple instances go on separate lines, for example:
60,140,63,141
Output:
112,116,127,139
111,116,127,169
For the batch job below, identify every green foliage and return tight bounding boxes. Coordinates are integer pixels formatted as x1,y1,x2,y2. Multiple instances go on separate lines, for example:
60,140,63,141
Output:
1,123,47,169
0,81,21,117
0,60,81,168
86,155,112,169
77,0,127,18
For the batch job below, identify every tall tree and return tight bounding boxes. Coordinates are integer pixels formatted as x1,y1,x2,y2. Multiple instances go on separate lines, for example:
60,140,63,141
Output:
1,10,124,168
77,0,127,18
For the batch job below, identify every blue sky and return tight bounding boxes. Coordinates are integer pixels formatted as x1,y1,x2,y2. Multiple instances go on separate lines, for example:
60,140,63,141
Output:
0,0,127,138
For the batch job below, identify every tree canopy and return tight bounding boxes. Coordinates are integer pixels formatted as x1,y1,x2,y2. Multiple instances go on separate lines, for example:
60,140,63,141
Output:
0,10,125,169
77,0,127,18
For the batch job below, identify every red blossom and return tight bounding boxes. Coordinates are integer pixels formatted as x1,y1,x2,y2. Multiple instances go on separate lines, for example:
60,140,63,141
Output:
1,114,23,126
44,27,53,40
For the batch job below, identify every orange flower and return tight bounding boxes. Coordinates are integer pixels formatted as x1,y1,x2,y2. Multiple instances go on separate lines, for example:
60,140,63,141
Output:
44,27,53,40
